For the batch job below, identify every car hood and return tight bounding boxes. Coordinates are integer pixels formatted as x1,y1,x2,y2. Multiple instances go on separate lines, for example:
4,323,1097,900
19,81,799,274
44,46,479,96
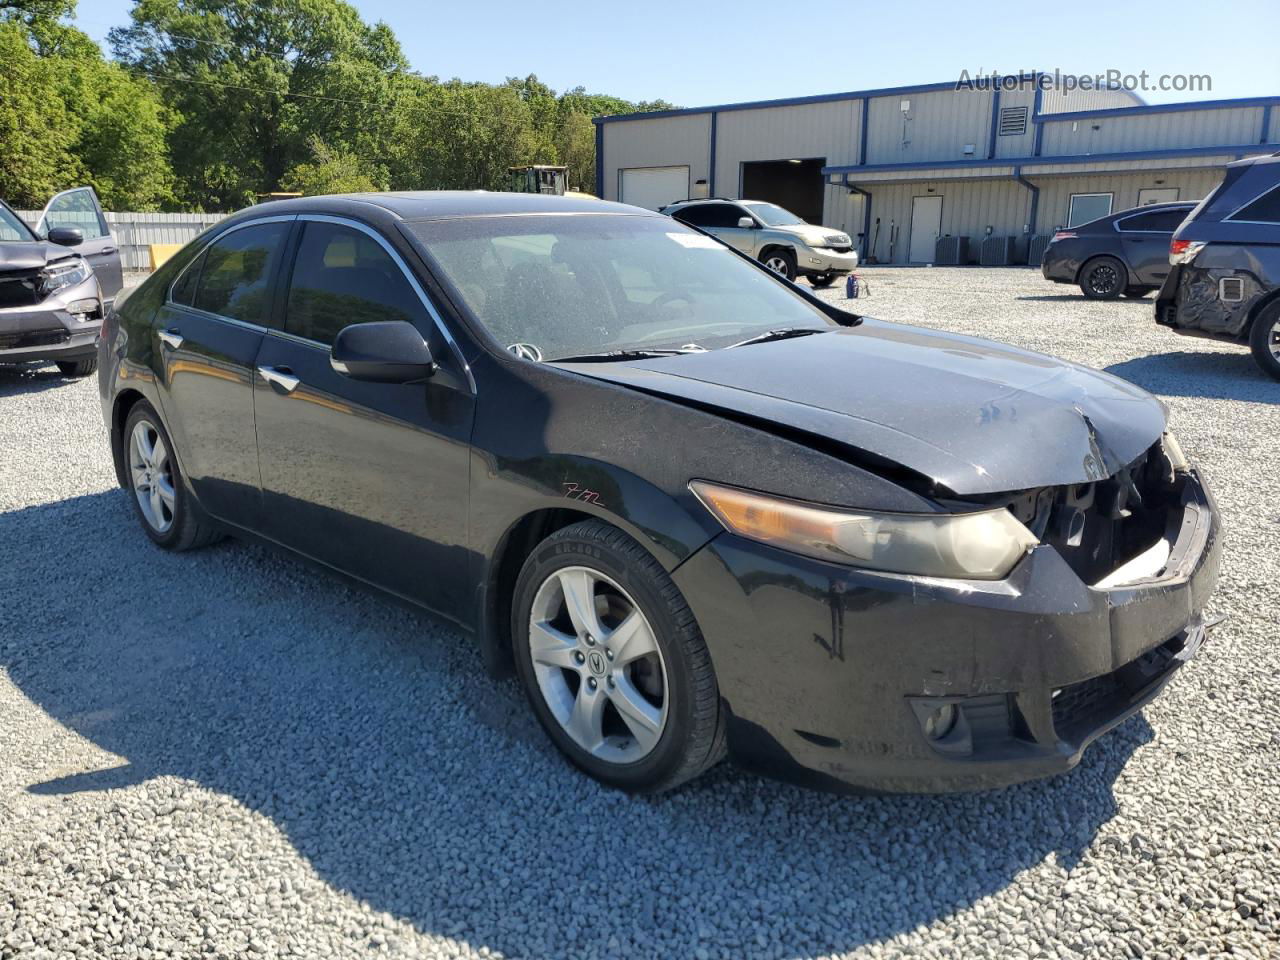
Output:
0,241,74,272
560,319,1167,496
772,223,848,245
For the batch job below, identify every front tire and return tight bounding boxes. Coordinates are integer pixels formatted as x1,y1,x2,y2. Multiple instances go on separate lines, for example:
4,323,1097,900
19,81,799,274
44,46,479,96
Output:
1079,256,1127,299
760,249,797,282
512,520,725,793
1248,302,1280,382
122,401,222,551
808,273,835,288
56,356,97,377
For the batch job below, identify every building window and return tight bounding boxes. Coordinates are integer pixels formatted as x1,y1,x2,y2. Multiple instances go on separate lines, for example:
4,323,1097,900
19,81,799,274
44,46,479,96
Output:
998,106,1029,136
1067,193,1114,227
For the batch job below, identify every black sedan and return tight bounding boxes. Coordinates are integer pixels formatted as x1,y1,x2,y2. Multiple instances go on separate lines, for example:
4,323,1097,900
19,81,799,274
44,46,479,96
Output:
99,192,1221,794
1042,201,1195,299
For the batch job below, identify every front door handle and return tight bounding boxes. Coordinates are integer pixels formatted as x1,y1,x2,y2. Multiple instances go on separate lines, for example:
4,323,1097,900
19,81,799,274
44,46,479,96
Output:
158,329,183,349
258,365,300,393
100,246,117,255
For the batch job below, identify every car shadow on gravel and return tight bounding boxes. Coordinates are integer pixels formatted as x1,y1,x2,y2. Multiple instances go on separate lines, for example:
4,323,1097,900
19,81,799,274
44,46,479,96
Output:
0,364,84,397
3,489,1153,960
1106,351,1279,404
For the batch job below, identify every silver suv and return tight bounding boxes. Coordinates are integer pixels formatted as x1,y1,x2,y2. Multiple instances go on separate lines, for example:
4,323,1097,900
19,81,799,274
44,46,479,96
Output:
660,198,857,286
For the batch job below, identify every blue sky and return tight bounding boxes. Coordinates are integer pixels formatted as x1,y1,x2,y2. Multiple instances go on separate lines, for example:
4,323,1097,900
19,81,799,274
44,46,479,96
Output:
78,0,1278,108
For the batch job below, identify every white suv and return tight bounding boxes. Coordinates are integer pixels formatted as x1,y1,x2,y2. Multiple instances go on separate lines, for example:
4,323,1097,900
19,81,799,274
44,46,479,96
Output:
661,198,857,286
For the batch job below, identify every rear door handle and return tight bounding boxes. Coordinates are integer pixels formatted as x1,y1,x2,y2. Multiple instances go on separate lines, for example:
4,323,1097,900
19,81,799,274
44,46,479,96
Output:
158,329,183,349
258,365,300,393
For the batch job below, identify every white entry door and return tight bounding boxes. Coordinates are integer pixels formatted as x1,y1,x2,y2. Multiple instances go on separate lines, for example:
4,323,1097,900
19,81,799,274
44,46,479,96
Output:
909,196,943,263
619,166,690,211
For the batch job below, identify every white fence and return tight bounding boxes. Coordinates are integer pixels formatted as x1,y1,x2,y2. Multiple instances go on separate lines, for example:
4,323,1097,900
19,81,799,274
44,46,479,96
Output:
18,210,228,270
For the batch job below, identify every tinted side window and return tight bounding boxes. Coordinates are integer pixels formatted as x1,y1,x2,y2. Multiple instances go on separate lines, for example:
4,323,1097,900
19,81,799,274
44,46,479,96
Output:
285,222,424,345
192,222,290,325
703,205,752,228
672,204,716,227
1118,208,1188,232
1229,185,1280,224
171,251,203,306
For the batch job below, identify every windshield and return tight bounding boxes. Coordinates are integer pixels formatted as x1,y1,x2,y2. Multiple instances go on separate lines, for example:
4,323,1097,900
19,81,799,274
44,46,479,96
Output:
743,202,806,227
410,214,833,361
0,204,37,242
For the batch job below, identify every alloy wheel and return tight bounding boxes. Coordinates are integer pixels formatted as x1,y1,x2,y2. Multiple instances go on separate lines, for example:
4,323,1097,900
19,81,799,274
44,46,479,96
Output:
764,255,790,276
1269,317,1280,362
129,419,176,534
528,566,668,764
1088,264,1118,296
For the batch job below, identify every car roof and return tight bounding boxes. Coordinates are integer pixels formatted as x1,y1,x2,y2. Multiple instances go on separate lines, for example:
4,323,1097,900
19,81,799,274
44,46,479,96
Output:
245,190,651,222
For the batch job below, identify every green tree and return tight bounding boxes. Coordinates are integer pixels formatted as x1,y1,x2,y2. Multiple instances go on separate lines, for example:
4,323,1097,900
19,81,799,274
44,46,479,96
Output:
109,0,408,209
282,138,385,196
0,21,79,206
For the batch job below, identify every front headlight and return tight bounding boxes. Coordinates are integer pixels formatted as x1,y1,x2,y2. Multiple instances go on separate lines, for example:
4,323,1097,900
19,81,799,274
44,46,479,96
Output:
690,481,1038,580
38,258,92,299
824,233,852,247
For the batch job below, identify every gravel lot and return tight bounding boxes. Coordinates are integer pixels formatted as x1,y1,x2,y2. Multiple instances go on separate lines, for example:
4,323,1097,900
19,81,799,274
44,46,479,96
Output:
2,266,1278,959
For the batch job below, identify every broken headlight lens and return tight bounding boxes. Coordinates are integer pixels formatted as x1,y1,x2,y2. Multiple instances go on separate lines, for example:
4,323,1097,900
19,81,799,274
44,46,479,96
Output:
690,481,1039,580
38,257,92,299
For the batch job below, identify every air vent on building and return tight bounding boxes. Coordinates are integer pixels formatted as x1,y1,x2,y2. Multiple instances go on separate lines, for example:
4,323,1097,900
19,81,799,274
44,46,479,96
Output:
999,106,1029,136
1026,235,1051,266
1219,276,1245,302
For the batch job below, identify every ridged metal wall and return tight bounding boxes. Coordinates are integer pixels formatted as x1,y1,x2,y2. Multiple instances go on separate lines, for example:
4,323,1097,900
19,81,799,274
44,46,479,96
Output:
864,90,996,165
860,179,1032,264
1032,170,1222,232
600,114,712,202
1040,106,1265,155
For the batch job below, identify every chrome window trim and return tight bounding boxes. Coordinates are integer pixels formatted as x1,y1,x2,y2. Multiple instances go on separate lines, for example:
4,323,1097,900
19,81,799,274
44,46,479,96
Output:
1225,183,1280,224
293,214,475,393
163,212,475,394
165,214,298,307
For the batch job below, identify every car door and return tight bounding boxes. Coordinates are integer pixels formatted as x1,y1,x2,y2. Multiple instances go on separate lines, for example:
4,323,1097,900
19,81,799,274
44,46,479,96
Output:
37,187,124,304
674,203,760,256
252,216,475,621
152,217,294,526
1115,207,1190,284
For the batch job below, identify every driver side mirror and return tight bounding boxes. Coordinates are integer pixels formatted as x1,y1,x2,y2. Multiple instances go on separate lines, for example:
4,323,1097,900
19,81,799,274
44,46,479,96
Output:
47,227,83,246
737,217,755,229
330,321,435,383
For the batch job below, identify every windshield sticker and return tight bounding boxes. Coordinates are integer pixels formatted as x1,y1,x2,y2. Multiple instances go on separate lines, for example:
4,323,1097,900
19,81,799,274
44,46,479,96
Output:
667,232,724,250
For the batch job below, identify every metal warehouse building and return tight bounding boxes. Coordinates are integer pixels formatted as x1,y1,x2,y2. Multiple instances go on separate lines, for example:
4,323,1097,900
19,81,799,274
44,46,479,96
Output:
593,77,1279,265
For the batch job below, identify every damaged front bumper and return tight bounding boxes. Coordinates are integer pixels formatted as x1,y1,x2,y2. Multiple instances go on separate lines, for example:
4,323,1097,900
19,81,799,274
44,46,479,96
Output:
672,467,1222,793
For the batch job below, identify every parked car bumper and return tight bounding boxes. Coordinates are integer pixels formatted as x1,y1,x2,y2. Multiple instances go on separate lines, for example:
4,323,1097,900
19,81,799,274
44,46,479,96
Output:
1155,261,1257,339
1041,245,1078,283
800,248,859,276
672,467,1221,794
0,277,104,364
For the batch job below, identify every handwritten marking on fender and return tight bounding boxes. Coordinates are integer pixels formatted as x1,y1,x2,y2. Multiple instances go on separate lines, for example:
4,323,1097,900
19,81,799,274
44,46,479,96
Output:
563,482,603,506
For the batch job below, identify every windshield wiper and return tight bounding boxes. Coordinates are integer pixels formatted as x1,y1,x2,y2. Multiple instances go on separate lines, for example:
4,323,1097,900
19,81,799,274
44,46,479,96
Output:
726,327,828,349
552,348,695,363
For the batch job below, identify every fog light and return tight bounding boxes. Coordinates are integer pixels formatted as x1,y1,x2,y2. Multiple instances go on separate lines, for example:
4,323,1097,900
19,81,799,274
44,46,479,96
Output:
66,299,100,316
923,703,957,741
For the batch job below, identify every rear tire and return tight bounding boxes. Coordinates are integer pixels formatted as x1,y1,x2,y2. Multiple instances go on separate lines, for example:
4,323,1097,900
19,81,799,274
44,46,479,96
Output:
512,520,725,793
760,249,797,282
122,401,223,551
1248,302,1280,382
56,356,97,377
1079,257,1127,300
808,273,835,288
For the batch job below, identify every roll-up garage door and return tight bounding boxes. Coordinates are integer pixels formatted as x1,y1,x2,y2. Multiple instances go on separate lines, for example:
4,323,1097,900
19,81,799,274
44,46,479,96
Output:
619,166,690,211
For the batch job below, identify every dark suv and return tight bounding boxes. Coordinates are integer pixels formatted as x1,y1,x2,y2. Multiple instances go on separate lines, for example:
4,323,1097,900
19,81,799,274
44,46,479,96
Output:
1041,202,1195,300
1155,152,1280,380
